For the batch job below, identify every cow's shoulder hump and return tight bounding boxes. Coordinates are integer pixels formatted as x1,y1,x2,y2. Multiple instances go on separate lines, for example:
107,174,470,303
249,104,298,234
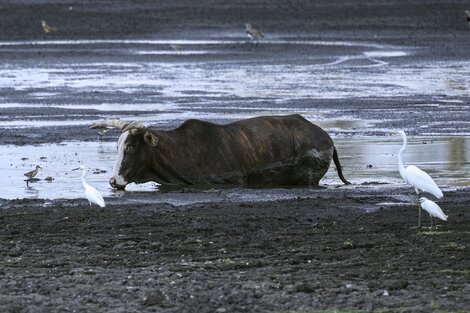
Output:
176,119,218,131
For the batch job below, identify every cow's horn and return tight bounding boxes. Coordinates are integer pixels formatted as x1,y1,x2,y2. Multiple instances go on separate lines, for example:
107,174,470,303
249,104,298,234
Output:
90,119,129,131
122,121,146,134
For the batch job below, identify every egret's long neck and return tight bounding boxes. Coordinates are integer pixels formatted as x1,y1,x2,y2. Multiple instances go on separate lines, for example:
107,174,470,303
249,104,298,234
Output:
398,132,407,178
81,169,87,188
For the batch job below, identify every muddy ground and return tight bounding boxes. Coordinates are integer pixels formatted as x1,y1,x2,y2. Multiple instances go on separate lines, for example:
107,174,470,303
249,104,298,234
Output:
1,0,470,312
1,188,470,313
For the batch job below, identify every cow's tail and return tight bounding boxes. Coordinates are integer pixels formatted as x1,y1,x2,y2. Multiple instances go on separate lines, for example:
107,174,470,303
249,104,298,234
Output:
333,147,351,185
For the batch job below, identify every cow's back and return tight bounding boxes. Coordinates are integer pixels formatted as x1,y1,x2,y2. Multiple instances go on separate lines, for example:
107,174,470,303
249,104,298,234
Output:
156,115,334,186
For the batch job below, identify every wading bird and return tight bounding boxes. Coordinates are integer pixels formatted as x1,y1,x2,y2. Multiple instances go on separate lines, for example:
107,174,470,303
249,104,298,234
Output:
72,165,106,208
419,197,447,228
91,124,110,140
245,23,265,40
24,165,42,180
394,130,443,227
90,119,120,140
41,20,57,34
24,165,42,186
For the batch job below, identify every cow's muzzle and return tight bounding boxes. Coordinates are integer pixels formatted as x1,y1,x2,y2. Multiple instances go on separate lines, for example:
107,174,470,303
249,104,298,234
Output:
109,177,126,190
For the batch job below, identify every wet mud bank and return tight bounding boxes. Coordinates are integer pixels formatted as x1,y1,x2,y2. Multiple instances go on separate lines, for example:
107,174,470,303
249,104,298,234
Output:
1,188,470,312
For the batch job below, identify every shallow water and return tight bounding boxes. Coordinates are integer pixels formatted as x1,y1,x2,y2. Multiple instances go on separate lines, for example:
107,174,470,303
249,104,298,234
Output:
2,55,469,101
0,136,468,200
1,38,469,201
0,39,468,106
1,39,469,140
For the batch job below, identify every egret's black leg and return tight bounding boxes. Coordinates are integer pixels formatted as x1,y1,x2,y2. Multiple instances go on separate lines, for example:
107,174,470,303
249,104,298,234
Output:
415,189,421,228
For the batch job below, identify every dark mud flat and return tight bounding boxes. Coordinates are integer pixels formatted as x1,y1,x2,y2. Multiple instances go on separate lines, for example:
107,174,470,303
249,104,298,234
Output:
1,189,469,313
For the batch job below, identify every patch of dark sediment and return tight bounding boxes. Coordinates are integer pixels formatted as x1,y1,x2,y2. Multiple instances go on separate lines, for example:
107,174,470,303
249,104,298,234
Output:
0,189,469,312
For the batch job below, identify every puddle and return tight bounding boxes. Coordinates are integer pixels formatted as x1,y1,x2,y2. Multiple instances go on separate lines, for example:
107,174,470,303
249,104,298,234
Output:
363,51,408,58
133,50,214,55
0,136,468,200
0,142,116,200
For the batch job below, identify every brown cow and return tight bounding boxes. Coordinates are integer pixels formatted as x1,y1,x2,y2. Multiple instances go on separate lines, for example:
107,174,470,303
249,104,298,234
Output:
91,114,350,189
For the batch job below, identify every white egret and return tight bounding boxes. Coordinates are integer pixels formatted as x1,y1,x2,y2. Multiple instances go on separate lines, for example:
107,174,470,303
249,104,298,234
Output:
394,130,443,227
419,197,448,228
245,23,265,40
41,20,57,33
72,165,106,208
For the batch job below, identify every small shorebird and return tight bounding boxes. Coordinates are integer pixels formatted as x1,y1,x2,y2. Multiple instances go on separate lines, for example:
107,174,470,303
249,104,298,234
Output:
90,120,117,140
24,165,42,186
93,125,110,140
419,197,448,228
24,165,42,180
466,10,470,28
245,23,265,40
41,20,57,34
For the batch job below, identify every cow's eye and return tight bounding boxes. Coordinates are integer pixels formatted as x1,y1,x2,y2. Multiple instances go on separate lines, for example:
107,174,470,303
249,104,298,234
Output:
125,145,134,153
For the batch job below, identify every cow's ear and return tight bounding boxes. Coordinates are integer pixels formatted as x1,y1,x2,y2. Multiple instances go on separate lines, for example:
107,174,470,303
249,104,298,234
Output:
130,128,143,135
144,132,159,147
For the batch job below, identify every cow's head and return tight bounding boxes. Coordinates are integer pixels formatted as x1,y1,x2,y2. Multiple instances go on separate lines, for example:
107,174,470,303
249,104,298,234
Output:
91,119,159,190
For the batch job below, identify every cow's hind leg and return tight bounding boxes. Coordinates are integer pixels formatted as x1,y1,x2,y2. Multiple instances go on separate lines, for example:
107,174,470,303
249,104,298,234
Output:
295,156,330,186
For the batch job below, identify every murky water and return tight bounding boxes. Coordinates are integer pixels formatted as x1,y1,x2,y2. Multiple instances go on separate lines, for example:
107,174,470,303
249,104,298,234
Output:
0,136,468,200
324,136,470,187
1,51,469,101
1,38,469,201
1,39,468,105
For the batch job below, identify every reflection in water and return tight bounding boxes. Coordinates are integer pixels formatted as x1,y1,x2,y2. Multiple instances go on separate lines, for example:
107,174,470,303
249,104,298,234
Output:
25,184,39,198
446,78,466,91
447,138,468,171
315,119,367,131
323,136,470,187
97,141,109,155
445,65,468,92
